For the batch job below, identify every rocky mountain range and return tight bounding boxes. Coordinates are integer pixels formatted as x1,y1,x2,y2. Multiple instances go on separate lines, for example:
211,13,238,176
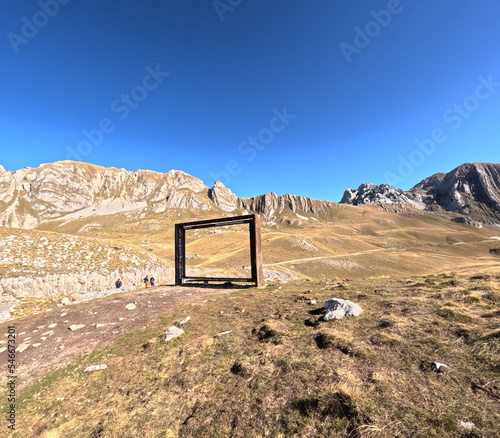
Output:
0,161,499,229
340,163,500,227
0,161,338,228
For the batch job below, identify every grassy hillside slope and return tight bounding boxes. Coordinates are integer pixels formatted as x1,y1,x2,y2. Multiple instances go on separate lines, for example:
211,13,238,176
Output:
5,274,499,437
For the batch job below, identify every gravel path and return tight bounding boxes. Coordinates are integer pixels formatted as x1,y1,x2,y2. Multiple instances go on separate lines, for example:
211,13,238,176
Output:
0,284,241,389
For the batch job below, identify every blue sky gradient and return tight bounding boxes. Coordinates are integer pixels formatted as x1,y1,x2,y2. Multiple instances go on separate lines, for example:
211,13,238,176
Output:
1,0,499,201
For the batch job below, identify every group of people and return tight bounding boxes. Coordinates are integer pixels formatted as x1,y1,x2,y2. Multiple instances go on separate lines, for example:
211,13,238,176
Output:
143,275,155,288
115,275,156,289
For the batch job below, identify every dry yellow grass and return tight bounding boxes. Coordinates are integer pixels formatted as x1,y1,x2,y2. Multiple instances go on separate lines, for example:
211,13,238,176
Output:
35,203,500,281
4,274,499,437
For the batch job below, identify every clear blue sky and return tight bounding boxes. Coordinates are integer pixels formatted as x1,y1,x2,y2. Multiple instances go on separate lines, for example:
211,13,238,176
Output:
1,0,499,202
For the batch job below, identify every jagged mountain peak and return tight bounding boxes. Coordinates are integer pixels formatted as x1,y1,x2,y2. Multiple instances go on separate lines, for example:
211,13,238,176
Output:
0,161,339,228
341,162,500,226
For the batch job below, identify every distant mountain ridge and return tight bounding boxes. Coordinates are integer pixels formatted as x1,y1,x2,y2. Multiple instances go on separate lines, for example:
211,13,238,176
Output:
1,161,499,229
0,161,337,228
341,163,500,227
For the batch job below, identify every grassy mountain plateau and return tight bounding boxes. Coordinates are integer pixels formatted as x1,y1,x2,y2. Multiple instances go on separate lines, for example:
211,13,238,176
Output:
0,161,499,437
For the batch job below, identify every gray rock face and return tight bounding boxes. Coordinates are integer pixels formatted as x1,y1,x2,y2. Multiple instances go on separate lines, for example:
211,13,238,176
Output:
341,163,500,226
413,163,500,224
451,216,483,228
239,192,337,220
0,165,16,204
0,161,342,227
323,298,363,320
0,161,210,228
208,181,239,212
340,183,426,209
164,326,184,341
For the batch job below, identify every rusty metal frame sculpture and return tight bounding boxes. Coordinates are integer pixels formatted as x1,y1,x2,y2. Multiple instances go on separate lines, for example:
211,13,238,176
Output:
175,214,263,287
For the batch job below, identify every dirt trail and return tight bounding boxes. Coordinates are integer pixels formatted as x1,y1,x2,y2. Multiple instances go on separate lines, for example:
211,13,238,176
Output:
0,284,241,389
263,247,393,266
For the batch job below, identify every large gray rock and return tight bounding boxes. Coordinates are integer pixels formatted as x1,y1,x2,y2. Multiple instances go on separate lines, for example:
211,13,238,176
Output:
323,298,363,321
164,326,184,342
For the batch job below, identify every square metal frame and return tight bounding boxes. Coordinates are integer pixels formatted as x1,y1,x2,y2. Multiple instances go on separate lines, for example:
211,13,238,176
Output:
175,214,263,287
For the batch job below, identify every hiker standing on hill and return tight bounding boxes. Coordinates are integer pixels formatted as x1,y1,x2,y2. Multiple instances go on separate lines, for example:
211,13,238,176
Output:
115,279,123,289
150,276,155,287
144,275,150,288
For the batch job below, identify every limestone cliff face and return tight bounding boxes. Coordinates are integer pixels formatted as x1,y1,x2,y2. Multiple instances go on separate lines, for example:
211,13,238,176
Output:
412,163,500,221
341,163,500,226
0,161,210,228
0,161,342,227
340,183,427,210
238,192,337,220
208,181,239,212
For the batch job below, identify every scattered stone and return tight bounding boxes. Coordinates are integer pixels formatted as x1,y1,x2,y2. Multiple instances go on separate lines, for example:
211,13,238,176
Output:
16,343,30,353
41,330,54,336
48,323,57,328
323,298,363,321
95,324,105,328
310,299,317,305
458,420,475,431
33,343,41,348
61,297,72,306
178,316,191,325
60,312,68,317
164,326,184,342
125,303,136,310
432,362,449,373
118,317,125,321
68,324,85,331
59,345,65,349
420,360,449,373
84,364,108,372
0,304,16,323
220,330,232,335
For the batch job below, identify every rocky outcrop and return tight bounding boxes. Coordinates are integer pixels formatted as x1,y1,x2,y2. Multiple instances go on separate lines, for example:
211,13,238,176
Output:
340,183,426,209
208,181,239,212
0,161,341,227
0,161,210,228
412,163,500,223
341,163,500,226
0,228,172,301
239,192,337,220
